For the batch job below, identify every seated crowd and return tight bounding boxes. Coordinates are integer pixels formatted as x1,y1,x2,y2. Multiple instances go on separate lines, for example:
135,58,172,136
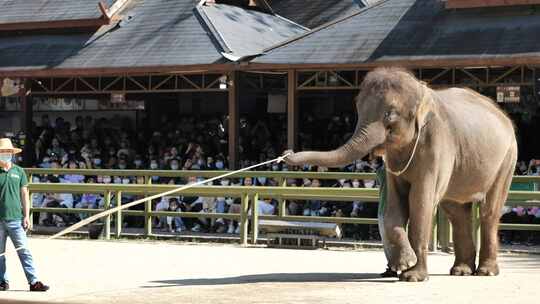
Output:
23,114,540,243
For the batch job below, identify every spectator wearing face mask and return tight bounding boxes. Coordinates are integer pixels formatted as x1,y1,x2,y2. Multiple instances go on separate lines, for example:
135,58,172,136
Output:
133,155,145,170
166,198,186,233
154,196,171,231
215,158,225,170
302,179,323,216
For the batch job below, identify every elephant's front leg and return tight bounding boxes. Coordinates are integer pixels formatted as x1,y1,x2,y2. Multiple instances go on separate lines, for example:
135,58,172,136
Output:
399,184,436,282
384,178,417,273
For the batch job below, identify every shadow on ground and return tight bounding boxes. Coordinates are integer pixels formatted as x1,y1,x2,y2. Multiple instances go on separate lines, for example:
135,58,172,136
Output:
143,272,393,288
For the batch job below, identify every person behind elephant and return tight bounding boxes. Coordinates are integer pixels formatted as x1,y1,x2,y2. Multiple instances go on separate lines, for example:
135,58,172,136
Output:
376,163,398,278
284,67,517,281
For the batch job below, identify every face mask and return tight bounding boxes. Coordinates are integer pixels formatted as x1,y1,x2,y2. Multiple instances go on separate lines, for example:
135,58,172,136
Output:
171,165,179,170
352,181,360,188
272,165,279,171
364,180,375,188
257,177,267,185
122,179,130,184
215,161,224,169
226,198,234,205
118,164,127,169
114,178,122,184
150,163,158,170
220,180,230,186
134,160,142,166
0,153,13,164
103,178,112,184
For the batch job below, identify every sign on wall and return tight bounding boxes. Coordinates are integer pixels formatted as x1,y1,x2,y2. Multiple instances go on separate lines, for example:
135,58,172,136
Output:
496,86,520,103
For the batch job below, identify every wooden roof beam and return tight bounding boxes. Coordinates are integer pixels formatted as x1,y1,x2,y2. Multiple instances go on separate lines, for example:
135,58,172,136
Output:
446,0,540,9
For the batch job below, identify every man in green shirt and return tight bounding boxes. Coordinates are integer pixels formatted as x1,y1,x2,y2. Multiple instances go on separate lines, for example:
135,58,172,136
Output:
0,138,49,292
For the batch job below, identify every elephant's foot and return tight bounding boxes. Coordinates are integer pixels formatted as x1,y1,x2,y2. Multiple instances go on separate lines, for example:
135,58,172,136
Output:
389,247,418,272
399,265,429,282
450,262,475,276
475,261,499,276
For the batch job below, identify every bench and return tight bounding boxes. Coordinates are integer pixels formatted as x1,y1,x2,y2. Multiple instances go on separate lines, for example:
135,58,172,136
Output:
259,220,342,249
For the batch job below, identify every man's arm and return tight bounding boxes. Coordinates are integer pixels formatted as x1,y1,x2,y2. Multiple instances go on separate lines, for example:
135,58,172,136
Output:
21,186,31,229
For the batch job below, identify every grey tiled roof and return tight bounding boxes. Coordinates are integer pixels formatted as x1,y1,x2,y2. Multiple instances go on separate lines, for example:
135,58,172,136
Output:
197,3,307,59
267,0,366,28
255,0,540,65
0,0,116,23
0,0,224,72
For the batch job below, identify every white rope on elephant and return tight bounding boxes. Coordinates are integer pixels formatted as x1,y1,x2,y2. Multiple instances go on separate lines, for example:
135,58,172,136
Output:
0,153,292,258
383,125,422,177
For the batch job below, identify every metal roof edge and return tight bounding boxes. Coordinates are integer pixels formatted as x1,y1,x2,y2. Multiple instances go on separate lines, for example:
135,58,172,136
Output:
194,4,233,54
260,0,392,54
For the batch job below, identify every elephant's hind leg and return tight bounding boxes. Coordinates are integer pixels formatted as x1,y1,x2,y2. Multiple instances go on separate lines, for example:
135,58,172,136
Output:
477,148,516,276
439,201,476,276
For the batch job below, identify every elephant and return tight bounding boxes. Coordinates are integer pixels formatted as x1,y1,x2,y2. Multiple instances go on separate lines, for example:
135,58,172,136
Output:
283,67,517,282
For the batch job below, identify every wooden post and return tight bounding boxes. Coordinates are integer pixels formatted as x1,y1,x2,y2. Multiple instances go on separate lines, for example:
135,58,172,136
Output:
240,193,249,246
20,82,34,167
144,176,152,236
228,72,239,169
103,190,111,240
277,178,287,216
287,70,298,150
251,193,259,245
116,190,122,238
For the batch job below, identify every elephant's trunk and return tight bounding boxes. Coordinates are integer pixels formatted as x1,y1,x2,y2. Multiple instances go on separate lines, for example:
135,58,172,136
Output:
287,122,386,168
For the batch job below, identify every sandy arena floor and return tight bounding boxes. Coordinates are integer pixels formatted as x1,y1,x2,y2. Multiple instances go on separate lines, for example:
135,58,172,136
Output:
0,237,539,304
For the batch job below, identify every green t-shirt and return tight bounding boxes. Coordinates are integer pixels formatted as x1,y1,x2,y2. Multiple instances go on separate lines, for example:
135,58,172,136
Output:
0,164,28,220
376,165,387,217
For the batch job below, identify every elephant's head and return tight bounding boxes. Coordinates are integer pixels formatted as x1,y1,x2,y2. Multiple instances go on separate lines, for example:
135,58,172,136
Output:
284,68,433,168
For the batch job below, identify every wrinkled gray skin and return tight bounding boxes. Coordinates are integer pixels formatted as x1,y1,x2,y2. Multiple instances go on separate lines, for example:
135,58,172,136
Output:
284,68,517,282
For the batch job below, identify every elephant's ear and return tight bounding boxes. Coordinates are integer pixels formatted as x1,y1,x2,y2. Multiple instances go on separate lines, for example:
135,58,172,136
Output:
416,84,433,129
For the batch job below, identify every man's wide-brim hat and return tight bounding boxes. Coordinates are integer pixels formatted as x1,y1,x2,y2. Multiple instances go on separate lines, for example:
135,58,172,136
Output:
0,138,22,154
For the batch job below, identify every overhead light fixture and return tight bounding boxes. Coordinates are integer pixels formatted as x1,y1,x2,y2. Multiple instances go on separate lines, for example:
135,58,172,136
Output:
329,74,339,86
219,76,228,90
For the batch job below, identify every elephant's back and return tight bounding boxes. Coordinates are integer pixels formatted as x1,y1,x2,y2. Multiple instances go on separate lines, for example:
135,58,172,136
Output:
434,87,515,138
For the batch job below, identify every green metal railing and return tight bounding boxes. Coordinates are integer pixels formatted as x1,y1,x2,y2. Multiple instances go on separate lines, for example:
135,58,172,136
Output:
25,169,540,250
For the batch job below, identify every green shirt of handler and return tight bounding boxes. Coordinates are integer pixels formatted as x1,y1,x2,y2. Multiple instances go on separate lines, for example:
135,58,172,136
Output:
376,163,398,278
0,138,49,292
0,165,28,220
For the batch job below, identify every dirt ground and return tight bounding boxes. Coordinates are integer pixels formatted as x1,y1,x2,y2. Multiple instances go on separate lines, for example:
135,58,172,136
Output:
0,237,539,304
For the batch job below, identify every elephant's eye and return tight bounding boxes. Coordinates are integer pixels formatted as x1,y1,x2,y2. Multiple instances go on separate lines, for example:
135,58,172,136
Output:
384,111,396,121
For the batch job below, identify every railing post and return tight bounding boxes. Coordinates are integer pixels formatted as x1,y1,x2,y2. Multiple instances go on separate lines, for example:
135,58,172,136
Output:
278,177,287,216
251,193,259,245
430,209,438,252
240,193,249,246
472,202,481,254
28,187,34,231
103,190,111,240
116,190,122,238
144,176,152,237
438,210,451,252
